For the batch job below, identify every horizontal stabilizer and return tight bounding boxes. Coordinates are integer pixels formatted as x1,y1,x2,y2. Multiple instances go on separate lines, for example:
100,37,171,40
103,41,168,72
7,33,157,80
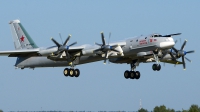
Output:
0,49,39,57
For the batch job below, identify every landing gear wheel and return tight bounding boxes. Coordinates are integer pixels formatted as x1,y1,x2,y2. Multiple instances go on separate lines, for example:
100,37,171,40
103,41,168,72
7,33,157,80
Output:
74,69,80,77
130,71,135,79
69,69,75,77
135,71,140,79
124,70,130,79
63,68,69,76
152,64,157,71
152,64,161,71
157,64,161,71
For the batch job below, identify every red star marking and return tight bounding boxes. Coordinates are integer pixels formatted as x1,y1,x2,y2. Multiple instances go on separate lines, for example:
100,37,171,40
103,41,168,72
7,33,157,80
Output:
20,35,25,42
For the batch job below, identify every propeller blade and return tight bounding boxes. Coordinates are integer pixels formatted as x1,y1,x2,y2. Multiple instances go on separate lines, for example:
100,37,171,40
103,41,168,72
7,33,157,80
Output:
93,48,102,52
105,51,109,58
101,32,106,45
186,50,195,54
162,33,181,37
63,35,71,46
169,52,176,61
172,47,178,53
51,37,61,47
161,52,167,60
185,57,192,63
66,51,70,58
108,32,111,45
181,40,187,50
68,42,77,47
95,42,102,46
182,56,186,70
103,51,108,64
59,33,63,44
175,40,178,44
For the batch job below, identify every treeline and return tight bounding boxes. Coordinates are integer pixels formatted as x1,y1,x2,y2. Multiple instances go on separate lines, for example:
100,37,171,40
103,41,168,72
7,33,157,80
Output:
139,104,200,112
1,105,200,112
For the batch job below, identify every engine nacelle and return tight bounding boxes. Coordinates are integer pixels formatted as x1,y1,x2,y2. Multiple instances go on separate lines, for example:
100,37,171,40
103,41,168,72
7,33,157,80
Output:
109,57,131,63
137,51,153,57
39,47,58,56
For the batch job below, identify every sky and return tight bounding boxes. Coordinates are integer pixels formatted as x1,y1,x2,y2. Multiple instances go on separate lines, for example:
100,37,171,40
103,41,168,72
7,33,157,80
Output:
0,0,199,111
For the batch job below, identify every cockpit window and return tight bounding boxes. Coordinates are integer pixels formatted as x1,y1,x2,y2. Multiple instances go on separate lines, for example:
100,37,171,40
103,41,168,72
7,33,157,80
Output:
152,34,162,37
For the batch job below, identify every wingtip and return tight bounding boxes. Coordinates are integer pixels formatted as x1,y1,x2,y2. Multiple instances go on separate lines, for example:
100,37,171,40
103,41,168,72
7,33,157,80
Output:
69,34,72,37
183,69,186,70
50,37,53,40
101,31,103,34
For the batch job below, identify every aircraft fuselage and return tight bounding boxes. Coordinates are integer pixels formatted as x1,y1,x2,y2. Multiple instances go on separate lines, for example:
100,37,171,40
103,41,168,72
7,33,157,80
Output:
15,34,175,69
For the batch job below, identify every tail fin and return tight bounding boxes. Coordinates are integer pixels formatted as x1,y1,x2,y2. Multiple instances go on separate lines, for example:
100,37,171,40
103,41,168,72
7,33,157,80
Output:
9,20,38,50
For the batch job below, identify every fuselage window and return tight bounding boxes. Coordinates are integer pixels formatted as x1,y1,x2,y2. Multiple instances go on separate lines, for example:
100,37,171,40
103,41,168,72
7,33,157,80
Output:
136,39,138,42
145,37,147,39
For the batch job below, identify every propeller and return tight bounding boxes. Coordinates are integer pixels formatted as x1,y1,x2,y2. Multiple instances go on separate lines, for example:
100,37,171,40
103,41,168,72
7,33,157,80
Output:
171,40,195,70
94,32,121,64
161,48,177,61
51,34,77,59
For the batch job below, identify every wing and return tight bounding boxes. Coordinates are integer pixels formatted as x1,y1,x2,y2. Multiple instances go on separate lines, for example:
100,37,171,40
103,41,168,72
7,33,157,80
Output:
67,46,84,54
0,48,40,57
160,60,183,64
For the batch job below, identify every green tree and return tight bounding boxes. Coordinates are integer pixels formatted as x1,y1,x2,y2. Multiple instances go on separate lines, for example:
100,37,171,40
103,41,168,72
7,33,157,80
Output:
189,104,200,112
167,108,175,112
182,109,188,112
0,109,3,112
153,105,175,112
138,108,148,112
154,105,167,112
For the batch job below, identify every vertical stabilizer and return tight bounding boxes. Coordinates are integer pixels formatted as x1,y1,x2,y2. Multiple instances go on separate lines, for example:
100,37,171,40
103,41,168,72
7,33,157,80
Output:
9,20,38,50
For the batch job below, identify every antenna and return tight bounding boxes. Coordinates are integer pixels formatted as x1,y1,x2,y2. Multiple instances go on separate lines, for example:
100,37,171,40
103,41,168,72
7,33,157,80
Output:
139,99,142,109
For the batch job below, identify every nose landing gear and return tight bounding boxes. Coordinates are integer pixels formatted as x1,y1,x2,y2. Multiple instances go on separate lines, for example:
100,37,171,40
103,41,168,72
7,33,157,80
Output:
152,64,161,71
152,50,162,71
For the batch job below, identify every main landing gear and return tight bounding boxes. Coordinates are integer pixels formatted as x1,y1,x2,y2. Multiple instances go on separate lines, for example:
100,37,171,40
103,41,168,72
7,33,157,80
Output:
124,60,141,80
124,70,140,79
63,68,80,77
63,62,80,77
